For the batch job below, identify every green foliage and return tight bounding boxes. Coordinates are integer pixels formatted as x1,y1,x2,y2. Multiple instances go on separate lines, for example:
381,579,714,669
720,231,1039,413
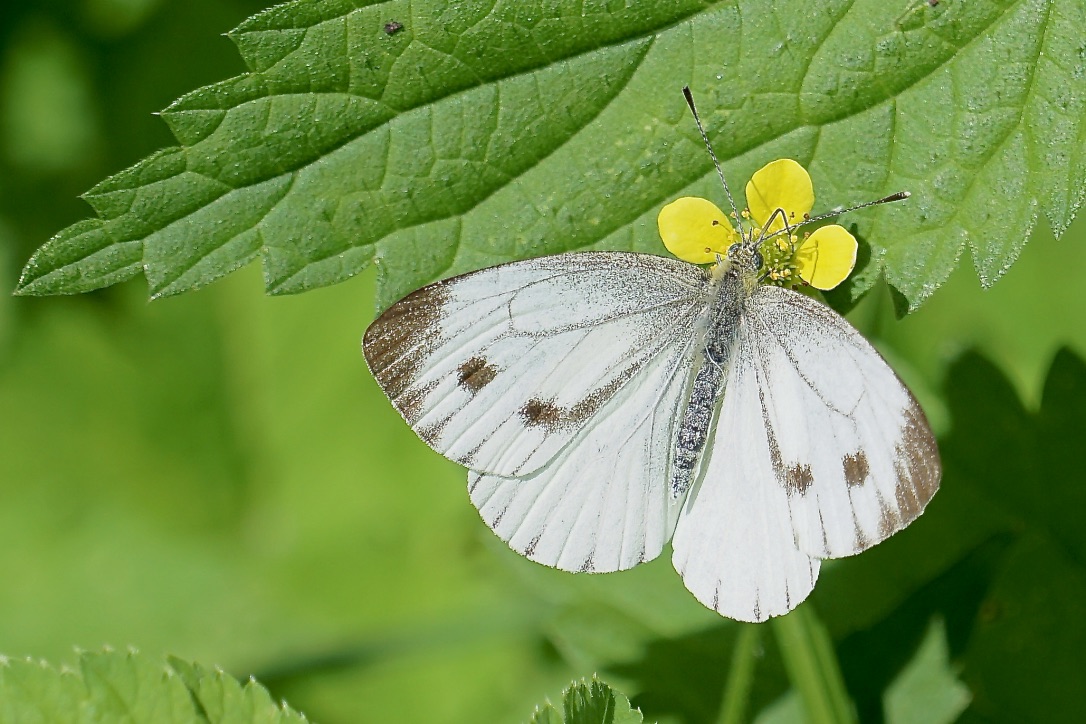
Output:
2,232,1085,720
530,678,644,724
3,1,1086,723
14,0,1086,312
945,349,1086,722
0,649,306,723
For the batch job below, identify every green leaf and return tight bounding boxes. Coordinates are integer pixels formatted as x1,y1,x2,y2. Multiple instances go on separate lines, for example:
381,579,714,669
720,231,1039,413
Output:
530,677,644,724
0,649,307,723
16,0,1086,311
831,534,1010,722
941,348,1086,721
882,618,971,724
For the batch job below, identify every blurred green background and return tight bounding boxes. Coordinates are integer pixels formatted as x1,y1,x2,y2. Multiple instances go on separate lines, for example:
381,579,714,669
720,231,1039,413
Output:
2,2,1085,723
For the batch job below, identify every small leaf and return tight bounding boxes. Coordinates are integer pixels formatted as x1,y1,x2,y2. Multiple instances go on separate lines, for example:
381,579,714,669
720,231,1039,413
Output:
0,650,307,723
530,677,644,724
15,0,1086,312
882,618,971,724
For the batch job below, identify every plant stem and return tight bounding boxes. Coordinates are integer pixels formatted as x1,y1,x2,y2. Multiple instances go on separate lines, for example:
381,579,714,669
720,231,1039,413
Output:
771,604,856,724
715,623,761,724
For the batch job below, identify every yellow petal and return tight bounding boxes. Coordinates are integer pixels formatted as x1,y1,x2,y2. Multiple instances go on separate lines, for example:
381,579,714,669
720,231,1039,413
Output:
794,225,857,290
657,196,736,264
745,159,814,233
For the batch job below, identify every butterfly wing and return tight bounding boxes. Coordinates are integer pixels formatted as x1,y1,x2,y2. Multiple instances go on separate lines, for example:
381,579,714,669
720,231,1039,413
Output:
467,327,698,573
671,328,821,623
363,251,711,477
739,285,940,559
672,284,940,621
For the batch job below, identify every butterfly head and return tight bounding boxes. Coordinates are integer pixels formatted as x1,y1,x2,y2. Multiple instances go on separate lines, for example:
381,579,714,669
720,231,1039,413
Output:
724,239,764,276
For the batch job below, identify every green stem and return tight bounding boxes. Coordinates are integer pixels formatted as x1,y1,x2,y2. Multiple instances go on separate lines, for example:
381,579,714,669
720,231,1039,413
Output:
771,605,856,724
715,624,761,724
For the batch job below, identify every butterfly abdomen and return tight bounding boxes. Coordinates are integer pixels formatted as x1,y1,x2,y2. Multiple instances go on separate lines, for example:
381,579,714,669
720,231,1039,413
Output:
669,270,744,499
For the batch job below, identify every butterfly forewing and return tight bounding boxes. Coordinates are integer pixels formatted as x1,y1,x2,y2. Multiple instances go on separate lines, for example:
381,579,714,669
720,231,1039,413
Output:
363,252,711,477
738,285,940,559
467,328,699,573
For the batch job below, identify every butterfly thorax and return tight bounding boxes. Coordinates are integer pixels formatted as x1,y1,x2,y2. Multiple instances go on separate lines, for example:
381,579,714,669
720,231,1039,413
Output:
669,265,748,499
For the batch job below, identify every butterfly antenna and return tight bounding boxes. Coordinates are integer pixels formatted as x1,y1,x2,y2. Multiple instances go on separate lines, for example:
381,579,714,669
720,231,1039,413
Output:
791,191,911,231
683,87,742,230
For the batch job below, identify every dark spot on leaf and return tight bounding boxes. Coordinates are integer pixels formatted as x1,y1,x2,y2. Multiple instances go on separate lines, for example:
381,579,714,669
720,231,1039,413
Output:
384,20,404,35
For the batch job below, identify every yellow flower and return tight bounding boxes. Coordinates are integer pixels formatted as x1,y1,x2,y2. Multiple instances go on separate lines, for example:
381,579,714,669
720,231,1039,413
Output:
658,159,858,290
745,158,813,234
791,225,857,291
656,196,737,265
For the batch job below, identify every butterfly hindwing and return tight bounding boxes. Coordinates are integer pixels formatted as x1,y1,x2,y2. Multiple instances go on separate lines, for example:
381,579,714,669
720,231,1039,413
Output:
467,328,698,573
740,285,941,559
363,252,711,477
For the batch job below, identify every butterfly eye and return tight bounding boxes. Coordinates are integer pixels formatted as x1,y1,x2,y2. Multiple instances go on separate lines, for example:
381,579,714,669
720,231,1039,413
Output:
750,250,765,270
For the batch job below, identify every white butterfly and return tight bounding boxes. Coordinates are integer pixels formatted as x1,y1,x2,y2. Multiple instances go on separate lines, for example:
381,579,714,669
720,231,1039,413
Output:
362,102,940,623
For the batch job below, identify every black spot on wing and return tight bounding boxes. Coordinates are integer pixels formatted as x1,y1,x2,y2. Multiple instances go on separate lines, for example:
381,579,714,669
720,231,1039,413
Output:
785,464,814,496
457,356,499,394
843,451,870,487
519,375,627,431
522,398,562,427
